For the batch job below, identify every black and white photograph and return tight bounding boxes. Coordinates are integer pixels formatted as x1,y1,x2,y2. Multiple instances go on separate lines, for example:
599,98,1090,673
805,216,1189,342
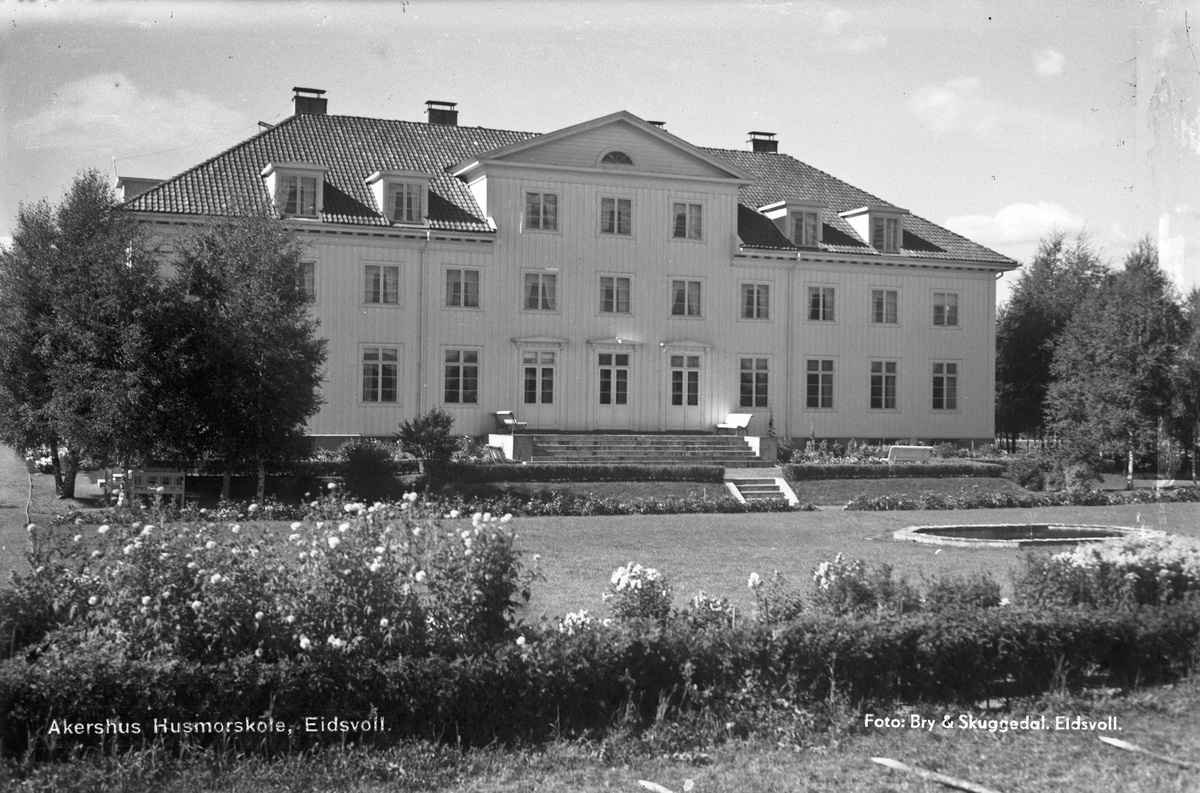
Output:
1,1,1198,790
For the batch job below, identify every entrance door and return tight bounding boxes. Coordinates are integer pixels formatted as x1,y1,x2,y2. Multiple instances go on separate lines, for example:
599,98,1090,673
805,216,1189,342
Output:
521,350,558,429
595,351,631,430
666,353,704,430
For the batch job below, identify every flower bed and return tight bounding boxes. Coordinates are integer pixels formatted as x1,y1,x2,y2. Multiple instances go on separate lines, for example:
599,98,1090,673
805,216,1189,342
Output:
843,486,1200,511
786,461,1005,480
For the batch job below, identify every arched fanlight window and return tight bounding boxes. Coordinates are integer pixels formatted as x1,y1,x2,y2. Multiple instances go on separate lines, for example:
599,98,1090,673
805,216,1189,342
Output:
600,151,634,166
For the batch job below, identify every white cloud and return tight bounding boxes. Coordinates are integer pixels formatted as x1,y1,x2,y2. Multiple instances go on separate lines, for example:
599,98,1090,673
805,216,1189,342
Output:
907,76,1101,148
1034,48,1065,77
944,202,1086,262
13,73,253,163
820,7,887,52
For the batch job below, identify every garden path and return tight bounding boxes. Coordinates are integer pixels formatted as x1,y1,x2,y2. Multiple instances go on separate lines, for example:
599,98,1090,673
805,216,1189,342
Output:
0,444,32,575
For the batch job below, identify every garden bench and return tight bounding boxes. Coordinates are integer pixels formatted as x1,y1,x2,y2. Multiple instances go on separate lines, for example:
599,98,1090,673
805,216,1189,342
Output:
130,469,186,504
716,413,752,435
887,445,932,465
494,411,528,434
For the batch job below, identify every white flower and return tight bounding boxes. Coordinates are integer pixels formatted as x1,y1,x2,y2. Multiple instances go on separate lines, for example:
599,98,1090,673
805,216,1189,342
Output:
374,546,385,554
255,611,265,621
205,541,217,550
327,635,346,649
338,522,350,533
255,648,263,658
412,527,422,537
248,504,259,513
73,534,82,543
415,570,427,583
286,615,296,624
210,573,222,585
88,596,98,605
449,509,460,519
461,530,472,540
500,513,512,523
327,536,340,549
231,524,240,534
516,636,526,647
97,525,110,534
288,533,301,542
368,561,381,573
310,501,319,508
300,635,311,650
91,550,102,558
155,486,165,494
123,545,135,555
472,512,483,523
290,522,303,531
327,482,338,490
748,572,762,589
379,618,389,628
191,600,202,611
141,596,151,606
404,492,418,503
141,525,154,536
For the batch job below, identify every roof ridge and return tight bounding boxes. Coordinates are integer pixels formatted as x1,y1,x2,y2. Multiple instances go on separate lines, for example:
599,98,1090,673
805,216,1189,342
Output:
703,146,894,210
299,112,543,140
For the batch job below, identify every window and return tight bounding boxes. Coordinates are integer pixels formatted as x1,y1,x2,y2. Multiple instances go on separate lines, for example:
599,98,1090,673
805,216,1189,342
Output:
933,292,959,326
601,197,632,235
870,361,898,409
444,350,479,404
808,286,835,321
364,265,399,305
806,359,834,409
671,280,702,317
523,272,557,311
872,217,901,252
871,289,898,324
672,202,702,240
932,362,958,410
793,211,820,247
600,276,632,314
387,183,423,224
670,355,700,407
525,192,558,231
741,284,770,320
598,353,629,405
445,269,480,308
739,358,769,408
522,351,555,405
280,174,317,217
362,347,398,403
298,261,315,300
600,151,634,165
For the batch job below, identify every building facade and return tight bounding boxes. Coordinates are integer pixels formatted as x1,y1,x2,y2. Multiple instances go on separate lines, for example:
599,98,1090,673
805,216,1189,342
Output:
125,90,1016,447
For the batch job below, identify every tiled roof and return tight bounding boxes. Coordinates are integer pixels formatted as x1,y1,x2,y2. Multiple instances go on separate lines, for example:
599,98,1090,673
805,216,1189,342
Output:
125,112,1014,265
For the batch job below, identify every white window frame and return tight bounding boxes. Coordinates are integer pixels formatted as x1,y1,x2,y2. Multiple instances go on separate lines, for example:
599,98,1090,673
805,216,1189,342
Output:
670,278,703,318
443,348,480,405
363,264,401,306
668,353,702,407
869,360,899,411
739,282,771,321
870,288,899,325
597,351,631,406
871,216,902,253
599,274,633,315
525,191,559,232
738,356,769,409
933,291,960,327
445,268,482,309
361,345,400,404
599,150,635,166
522,271,558,312
932,361,960,411
805,358,835,410
793,210,820,247
387,182,425,224
599,195,633,236
671,201,703,241
807,285,836,322
521,349,557,405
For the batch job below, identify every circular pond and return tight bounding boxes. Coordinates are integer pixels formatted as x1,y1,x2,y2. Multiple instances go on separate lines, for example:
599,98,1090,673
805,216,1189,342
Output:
893,523,1165,549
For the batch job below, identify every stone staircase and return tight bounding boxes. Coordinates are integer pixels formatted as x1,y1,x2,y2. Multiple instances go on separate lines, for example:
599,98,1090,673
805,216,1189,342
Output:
527,434,769,467
728,477,789,503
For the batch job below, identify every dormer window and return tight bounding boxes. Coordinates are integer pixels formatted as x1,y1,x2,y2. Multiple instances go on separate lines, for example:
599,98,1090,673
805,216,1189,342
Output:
366,170,430,226
840,206,908,254
600,151,634,166
261,163,327,219
759,200,825,248
793,210,820,247
872,217,901,253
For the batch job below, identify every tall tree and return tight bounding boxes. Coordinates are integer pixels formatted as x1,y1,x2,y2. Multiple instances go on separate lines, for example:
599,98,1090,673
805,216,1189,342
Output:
995,231,1105,448
168,213,326,500
1173,287,1200,482
1046,238,1184,487
0,171,167,497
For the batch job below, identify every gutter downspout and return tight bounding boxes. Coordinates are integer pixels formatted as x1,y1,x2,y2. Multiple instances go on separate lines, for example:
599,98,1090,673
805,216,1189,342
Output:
415,230,430,415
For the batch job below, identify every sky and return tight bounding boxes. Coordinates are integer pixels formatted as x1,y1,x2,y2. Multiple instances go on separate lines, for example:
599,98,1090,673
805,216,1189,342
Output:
2,0,1198,306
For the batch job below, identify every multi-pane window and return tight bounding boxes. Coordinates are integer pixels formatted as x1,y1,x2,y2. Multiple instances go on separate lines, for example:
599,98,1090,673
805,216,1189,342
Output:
871,289,898,324
522,351,555,405
443,350,479,404
600,276,632,313
387,183,423,224
362,347,398,403
870,361,898,409
298,261,316,300
741,284,770,320
872,217,901,252
600,197,632,235
364,265,400,304
739,358,769,408
600,151,634,165
808,286,835,321
671,280,702,317
933,292,959,326
672,202,702,239
526,192,558,231
523,273,557,311
932,362,958,410
280,175,317,217
670,355,700,407
806,359,834,409
598,353,629,405
445,269,480,308
793,211,819,247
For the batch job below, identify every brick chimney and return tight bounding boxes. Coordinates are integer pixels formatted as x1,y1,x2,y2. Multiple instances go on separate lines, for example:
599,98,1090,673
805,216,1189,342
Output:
748,131,778,153
426,100,458,126
293,87,327,115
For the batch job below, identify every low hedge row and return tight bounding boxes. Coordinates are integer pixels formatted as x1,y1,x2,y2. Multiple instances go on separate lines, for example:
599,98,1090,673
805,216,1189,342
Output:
785,461,1005,480
3,604,1196,758
434,463,726,483
434,492,807,516
844,485,1200,511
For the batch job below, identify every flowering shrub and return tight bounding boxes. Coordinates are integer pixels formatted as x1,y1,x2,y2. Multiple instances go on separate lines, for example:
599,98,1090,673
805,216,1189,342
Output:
808,553,920,616
1014,536,1200,609
605,562,673,624
843,486,1200,511
557,608,610,635
746,571,804,625
921,571,1003,612
8,491,538,663
681,590,738,629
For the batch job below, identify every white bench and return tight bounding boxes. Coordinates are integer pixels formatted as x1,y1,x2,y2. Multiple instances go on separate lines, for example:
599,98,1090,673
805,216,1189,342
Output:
887,445,932,465
131,469,186,504
716,413,753,435
494,411,528,434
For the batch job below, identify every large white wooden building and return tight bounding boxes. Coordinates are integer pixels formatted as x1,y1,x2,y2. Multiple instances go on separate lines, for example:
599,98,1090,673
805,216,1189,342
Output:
125,89,1017,448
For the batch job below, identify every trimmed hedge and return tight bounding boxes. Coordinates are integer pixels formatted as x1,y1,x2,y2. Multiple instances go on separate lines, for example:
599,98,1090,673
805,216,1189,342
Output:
785,461,1005,480
434,462,726,483
3,604,1197,758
